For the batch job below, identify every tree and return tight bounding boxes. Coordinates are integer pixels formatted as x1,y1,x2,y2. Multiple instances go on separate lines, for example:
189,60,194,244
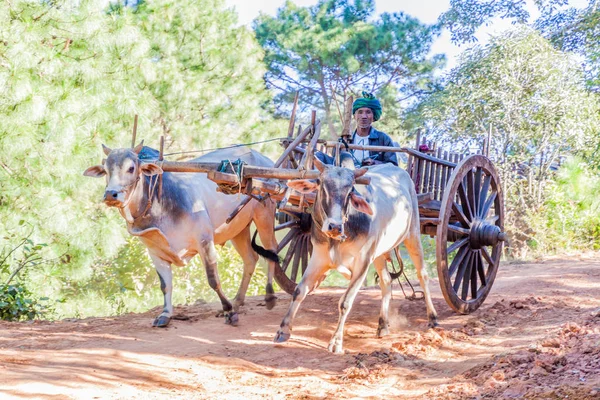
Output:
253,0,444,138
0,0,274,315
440,0,600,91
409,28,600,251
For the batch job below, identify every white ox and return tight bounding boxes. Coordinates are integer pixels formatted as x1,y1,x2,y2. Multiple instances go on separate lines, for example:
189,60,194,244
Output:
274,159,439,353
84,143,285,327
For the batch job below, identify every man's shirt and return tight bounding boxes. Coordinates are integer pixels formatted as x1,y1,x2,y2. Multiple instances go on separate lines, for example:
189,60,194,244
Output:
350,127,398,166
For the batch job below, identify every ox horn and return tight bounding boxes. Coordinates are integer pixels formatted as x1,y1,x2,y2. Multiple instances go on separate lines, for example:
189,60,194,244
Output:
102,144,112,156
354,168,368,179
133,140,144,154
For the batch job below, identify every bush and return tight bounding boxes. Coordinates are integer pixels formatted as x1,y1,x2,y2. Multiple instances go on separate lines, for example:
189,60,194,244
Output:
525,157,600,254
0,284,51,321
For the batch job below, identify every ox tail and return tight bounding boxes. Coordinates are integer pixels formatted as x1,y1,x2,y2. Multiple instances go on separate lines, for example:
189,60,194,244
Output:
251,230,298,295
251,230,280,263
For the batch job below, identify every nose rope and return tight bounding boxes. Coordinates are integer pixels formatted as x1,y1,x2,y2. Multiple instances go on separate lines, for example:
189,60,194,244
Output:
118,170,160,223
310,181,354,240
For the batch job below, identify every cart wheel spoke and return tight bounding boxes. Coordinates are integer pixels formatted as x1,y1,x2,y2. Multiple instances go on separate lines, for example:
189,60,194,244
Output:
471,251,479,299
453,250,472,293
277,228,299,253
466,170,476,216
462,251,474,300
447,237,469,254
301,235,309,275
449,244,469,277
477,250,487,287
447,223,470,236
281,235,298,273
275,220,298,232
478,175,491,218
457,182,474,222
474,167,482,213
452,202,471,228
480,191,498,220
481,245,494,266
290,234,304,282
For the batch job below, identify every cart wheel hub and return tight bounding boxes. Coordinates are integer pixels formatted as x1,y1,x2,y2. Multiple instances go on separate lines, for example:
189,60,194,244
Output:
470,220,505,249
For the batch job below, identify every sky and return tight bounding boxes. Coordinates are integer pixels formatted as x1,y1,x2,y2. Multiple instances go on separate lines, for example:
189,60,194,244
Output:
223,0,588,71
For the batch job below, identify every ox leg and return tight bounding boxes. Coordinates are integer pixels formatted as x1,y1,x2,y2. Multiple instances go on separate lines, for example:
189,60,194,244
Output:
150,255,173,328
328,261,370,354
199,238,238,326
274,250,329,343
404,231,438,328
253,200,278,310
373,256,392,338
230,226,259,311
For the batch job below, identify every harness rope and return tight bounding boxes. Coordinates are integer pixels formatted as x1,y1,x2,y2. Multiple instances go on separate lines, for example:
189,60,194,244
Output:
162,137,287,159
119,166,160,224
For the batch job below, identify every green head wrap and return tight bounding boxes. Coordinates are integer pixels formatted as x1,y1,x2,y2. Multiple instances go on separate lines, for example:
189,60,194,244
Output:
352,91,382,121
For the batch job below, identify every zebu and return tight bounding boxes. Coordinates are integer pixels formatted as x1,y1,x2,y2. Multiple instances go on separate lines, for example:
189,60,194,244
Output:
274,158,438,353
84,143,282,327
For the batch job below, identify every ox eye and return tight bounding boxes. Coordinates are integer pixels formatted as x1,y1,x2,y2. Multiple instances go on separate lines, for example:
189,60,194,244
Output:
127,166,135,173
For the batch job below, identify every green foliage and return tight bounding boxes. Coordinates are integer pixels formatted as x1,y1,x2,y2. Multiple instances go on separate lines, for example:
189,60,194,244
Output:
253,0,444,139
0,0,279,318
440,0,600,89
53,237,268,319
0,284,51,321
0,222,54,321
409,27,600,253
526,157,600,255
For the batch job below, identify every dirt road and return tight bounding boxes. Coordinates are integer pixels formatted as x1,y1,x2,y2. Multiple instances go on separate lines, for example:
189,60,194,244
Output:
2,254,600,399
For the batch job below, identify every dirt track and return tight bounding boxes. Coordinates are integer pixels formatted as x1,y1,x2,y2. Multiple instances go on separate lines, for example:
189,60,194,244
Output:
2,254,600,399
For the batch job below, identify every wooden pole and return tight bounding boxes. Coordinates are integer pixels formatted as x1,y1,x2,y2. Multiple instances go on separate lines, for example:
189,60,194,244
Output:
159,135,165,161
131,114,138,148
341,95,354,140
486,124,492,157
274,124,313,168
287,92,299,138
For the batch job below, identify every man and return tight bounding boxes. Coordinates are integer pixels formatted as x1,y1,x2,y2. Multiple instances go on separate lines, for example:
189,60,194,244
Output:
349,92,398,167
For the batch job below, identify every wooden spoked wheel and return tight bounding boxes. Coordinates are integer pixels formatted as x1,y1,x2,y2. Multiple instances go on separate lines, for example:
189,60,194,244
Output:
437,155,506,314
273,211,313,294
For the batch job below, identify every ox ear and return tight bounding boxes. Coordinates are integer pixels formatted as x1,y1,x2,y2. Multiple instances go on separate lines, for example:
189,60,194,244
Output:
313,156,327,173
102,144,112,156
140,162,163,176
83,165,106,178
350,190,373,215
354,168,368,179
287,179,319,194
133,140,144,154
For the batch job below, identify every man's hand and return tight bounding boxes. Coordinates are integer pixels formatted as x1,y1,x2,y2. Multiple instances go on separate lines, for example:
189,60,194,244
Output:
361,158,382,166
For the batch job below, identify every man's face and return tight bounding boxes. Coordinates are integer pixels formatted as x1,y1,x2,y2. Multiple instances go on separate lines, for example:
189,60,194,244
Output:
355,107,374,129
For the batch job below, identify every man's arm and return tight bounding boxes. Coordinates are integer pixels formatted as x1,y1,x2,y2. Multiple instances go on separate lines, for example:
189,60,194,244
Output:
380,134,398,166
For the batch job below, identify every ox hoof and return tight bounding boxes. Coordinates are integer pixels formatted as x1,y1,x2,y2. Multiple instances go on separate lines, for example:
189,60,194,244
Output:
327,341,344,354
274,330,290,343
225,312,239,327
265,295,277,310
376,326,389,338
427,316,439,329
152,315,171,328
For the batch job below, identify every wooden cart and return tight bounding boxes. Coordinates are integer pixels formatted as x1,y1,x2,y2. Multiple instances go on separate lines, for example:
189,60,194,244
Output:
153,98,506,315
